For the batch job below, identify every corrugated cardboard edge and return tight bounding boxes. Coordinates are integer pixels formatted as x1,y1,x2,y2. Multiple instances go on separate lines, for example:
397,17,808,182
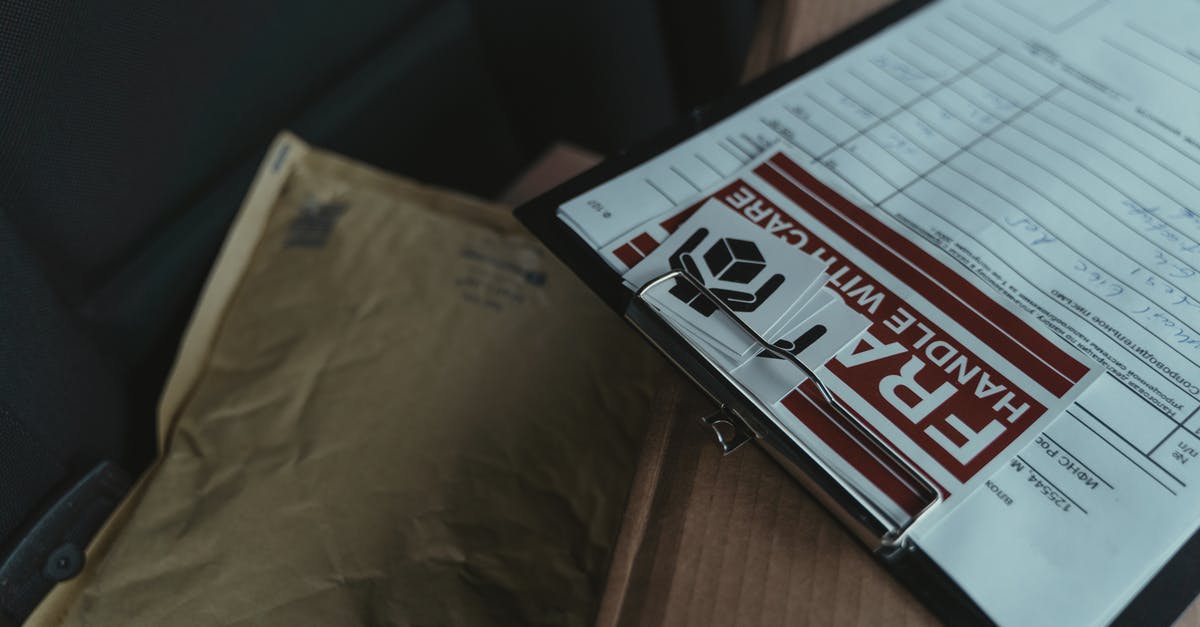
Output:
594,369,686,627
25,132,308,627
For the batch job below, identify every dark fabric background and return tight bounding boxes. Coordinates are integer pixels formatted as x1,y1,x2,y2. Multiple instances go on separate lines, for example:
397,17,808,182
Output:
0,0,755,573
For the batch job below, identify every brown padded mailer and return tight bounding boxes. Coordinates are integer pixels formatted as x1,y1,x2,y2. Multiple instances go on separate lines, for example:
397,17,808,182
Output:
31,133,664,627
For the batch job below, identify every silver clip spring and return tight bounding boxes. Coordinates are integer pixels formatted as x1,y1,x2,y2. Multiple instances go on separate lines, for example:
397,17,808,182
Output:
635,268,943,548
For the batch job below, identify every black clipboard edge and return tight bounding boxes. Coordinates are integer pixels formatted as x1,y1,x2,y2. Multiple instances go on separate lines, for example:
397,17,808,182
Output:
624,282,994,627
514,1,1016,625
1113,525,1200,626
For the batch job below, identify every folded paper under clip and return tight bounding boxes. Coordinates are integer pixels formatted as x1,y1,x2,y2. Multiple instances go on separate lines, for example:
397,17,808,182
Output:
627,269,943,552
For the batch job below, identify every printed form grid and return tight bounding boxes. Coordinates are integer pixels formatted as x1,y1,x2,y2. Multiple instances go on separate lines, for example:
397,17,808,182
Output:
602,4,1200,500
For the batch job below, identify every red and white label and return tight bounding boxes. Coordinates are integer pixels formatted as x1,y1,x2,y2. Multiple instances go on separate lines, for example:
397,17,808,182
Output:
611,152,1101,515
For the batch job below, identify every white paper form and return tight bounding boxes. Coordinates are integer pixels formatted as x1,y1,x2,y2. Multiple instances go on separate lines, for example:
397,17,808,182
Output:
559,1,1200,625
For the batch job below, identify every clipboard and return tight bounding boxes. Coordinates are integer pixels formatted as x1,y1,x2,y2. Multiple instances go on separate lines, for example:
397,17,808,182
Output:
514,1,1200,624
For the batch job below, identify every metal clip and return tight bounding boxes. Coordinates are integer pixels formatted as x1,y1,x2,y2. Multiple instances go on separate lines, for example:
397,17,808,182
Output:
631,268,943,549
702,407,755,454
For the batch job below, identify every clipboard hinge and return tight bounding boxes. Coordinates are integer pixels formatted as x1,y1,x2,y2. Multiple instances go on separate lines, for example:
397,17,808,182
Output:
701,406,755,455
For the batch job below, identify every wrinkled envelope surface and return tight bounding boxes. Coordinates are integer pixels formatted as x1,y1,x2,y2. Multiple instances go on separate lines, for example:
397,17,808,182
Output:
32,133,661,626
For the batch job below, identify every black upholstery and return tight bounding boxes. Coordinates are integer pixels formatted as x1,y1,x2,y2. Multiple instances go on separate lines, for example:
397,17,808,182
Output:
0,0,755,619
